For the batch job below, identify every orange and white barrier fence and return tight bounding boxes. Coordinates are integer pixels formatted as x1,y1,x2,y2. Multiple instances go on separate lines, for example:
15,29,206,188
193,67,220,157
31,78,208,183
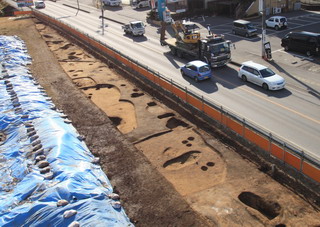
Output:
33,11,320,183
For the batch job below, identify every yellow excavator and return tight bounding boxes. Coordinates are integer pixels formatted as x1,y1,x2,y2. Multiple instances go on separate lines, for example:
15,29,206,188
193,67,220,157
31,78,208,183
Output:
170,20,200,44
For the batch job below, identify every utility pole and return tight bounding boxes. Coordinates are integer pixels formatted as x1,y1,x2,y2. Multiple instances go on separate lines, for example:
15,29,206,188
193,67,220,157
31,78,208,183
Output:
100,0,105,35
260,0,266,59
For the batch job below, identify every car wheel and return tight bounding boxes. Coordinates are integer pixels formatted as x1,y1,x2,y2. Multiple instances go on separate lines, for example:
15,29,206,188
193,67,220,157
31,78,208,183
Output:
241,75,247,82
284,45,289,51
275,25,279,31
194,77,199,82
181,70,186,77
170,48,176,56
262,83,269,90
245,33,249,38
306,50,312,57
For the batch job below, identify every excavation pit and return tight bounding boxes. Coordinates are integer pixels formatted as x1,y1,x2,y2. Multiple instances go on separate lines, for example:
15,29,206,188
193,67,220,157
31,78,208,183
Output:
238,192,281,220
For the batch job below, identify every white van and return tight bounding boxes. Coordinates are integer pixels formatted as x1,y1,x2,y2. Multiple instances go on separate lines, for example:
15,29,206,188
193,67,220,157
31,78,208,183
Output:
102,0,121,6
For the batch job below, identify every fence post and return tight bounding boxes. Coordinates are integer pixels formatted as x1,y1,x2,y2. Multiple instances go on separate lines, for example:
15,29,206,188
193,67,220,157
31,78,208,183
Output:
283,142,286,164
300,151,304,172
220,106,223,124
268,133,272,154
185,87,188,103
201,95,204,112
242,118,246,137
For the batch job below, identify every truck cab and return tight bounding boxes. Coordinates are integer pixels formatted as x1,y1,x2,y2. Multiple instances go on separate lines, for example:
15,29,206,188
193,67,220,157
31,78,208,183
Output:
122,21,146,36
200,37,232,67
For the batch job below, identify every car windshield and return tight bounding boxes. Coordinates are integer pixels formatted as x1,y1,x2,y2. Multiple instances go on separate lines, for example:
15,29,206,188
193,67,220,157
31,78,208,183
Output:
259,68,275,78
209,43,230,54
280,18,286,22
132,23,143,29
246,24,255,29
198,65,210,73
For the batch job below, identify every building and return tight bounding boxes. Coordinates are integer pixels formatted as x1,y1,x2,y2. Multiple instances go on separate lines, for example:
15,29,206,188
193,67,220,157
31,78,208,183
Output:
190,0,301,18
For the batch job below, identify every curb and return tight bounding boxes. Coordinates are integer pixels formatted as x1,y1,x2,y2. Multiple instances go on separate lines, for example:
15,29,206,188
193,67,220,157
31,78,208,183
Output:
230,60,242,67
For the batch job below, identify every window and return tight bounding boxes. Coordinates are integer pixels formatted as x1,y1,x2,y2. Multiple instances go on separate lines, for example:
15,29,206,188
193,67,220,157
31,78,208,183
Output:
259,68,275,78
242,66,253,73
189,65,197,71
252,69,260,76
246,23,255,29
199,65,210,73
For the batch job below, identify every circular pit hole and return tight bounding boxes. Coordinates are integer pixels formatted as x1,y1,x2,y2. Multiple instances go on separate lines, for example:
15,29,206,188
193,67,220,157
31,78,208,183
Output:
207,162,215,167
201,166,208,171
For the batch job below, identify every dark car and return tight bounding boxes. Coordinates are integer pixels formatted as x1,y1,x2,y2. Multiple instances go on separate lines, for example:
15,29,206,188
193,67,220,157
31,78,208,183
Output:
232,20,257,38
281,31,320,56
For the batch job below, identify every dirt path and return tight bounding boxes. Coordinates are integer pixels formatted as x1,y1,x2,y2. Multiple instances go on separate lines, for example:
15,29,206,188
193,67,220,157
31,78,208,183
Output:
1,16,319,227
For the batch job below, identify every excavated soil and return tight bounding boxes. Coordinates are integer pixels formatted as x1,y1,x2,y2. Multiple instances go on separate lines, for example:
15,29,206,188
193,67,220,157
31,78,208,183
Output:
1,16,319,227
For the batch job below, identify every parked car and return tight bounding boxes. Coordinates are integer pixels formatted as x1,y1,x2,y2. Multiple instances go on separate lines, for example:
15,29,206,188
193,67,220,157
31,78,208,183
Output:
180,60,212,82
132,0,150,9
238,61,285,90
102,0,121,6
35,0,45,8
266,16,288,30
281,31,320,56
232,20,257,38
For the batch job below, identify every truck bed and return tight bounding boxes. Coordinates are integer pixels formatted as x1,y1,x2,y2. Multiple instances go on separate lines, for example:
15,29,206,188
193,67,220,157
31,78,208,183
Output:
164,38,199,58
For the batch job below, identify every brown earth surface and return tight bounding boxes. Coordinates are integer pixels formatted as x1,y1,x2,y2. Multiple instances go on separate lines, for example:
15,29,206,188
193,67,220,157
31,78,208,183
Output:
1,16,319,227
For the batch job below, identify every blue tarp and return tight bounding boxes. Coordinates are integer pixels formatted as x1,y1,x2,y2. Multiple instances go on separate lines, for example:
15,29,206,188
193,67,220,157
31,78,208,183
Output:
0,36,133,227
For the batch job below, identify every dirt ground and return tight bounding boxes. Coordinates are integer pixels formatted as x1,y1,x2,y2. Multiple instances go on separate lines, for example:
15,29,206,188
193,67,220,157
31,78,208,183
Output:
1,16,319,227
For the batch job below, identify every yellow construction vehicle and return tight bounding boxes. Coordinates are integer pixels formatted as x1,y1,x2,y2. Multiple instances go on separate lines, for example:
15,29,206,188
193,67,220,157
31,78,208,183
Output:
160,20,232,67
170,20,200,44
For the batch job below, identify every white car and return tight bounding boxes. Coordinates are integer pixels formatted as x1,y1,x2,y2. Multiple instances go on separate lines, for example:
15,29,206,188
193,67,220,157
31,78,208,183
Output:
132,0,150,9
265,16,287,30
238,61,285,90
34,0,45,8
102,0,121,6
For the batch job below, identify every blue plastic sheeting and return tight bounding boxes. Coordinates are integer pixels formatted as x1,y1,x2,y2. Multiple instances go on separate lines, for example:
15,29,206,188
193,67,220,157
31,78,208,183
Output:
0,36,133,227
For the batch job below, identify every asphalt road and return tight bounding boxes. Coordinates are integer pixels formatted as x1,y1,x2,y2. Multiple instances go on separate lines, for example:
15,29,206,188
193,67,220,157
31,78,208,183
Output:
30,1,320,160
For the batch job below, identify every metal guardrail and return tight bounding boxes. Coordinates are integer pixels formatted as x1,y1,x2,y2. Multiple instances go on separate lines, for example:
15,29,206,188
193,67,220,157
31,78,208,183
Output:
33,11,320,178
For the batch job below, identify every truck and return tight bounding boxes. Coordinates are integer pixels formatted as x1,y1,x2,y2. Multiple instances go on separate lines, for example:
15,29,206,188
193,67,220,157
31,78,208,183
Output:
160,21,232,67
122,21,146,36
132,0,150,9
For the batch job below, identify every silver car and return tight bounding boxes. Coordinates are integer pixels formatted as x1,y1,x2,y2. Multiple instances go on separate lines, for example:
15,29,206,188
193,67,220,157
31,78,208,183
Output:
238,61,285,90
35,0,45,8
